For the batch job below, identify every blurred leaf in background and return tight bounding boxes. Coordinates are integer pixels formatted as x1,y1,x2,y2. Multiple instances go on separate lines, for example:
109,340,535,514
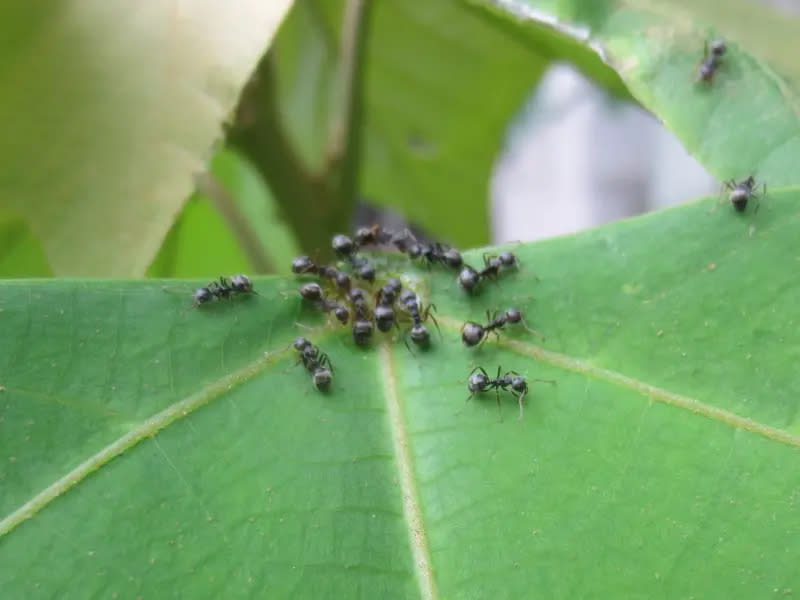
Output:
0,0,292,276
148,148,300,278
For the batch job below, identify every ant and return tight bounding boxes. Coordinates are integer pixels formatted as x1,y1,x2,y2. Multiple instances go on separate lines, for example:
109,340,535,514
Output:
399,289,440,349
354,224,393,248
478,251,519,280
291,255,352,295
374,279,403,333
467,365,555,420
178,274,256,312
387,228,417,254
349,287,374,346
696,39,726,84
332,234,376,282
294,283,349,324
722,175,766,213
293,337,333,392
461,308,544,347
408,241,463,270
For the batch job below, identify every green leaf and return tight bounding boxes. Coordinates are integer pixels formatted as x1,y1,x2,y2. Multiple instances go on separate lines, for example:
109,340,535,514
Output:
147,149,301,278
146,194,255,279
209,148,302,276
0,212,51,277
2,192,799,597
490,0,800,185
0,1,293,276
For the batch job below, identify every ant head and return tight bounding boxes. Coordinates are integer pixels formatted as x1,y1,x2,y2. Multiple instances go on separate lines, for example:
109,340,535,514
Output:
384,278,402,295
357,262,376,282
293,337,312,352
332,234,356,257
510,376,527,394
354,224,380,247
468,371,490,393
230,274,253,293
300,282,324,302
334,306,350,325
352,319,374,346
291,255,316,274
498,251,518,268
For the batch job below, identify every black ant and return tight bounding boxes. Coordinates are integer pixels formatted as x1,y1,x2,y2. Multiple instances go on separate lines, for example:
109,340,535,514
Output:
399,289,440,349
298,282,324,302
374,279,403,333
354,224,393,248
178,274,256,312
408,241,463,270
332,234,376,282
293,337,333,392
291,255,317,275
722,175,765,212
294,283,349,324
696,39,726,84
479,251,518,280
467,365,555,420
349,287,374,346
461,308,543,347
291,255,352,295
332,234,357,258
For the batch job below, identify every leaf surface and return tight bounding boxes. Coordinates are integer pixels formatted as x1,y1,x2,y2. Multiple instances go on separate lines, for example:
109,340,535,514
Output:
2,192,800,597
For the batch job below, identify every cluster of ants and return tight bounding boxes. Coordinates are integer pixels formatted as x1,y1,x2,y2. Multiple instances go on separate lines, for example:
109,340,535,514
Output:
173,36,773,420
173,225,552,418
697,38,767,212
283,224,547,418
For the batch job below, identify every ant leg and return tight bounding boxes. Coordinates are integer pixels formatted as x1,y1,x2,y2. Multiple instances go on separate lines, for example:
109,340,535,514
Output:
318,352,334,374
516,391,526,420
425,304,442,340
754,182,767,214
519,315,545,340
178,303,201,317
495,388,504,422
402,329,417,357
469,365,486,377
476,329,490,348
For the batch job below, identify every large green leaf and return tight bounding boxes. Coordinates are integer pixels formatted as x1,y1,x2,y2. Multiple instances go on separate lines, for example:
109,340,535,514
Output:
2,190,799,597
0,1,293,276
487,0,800,185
